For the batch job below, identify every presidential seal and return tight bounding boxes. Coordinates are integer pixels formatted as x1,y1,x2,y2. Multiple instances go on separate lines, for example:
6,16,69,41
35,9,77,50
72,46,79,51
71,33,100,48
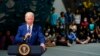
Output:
18,44,30,56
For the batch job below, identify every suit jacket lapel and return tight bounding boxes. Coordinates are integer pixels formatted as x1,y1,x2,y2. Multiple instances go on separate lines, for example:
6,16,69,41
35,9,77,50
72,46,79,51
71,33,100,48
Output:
23,24,27,36
32,25,37,37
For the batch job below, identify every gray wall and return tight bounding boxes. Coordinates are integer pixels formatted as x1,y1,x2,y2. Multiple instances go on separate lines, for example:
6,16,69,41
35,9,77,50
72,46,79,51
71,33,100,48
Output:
53,0,66,13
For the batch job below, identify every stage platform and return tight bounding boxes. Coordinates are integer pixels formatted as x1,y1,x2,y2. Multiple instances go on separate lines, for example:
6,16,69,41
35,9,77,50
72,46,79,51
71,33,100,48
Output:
0,43,100,56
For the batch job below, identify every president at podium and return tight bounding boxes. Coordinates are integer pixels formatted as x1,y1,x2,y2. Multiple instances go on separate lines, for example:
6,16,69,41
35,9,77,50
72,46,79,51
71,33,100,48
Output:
14,12,46,56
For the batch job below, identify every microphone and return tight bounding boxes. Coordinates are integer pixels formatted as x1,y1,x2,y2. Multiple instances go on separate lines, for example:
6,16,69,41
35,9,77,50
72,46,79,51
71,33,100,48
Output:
24,33,31,39
23,25,31,43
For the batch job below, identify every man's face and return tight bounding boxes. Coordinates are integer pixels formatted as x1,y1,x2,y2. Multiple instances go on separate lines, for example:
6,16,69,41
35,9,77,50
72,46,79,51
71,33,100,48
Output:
25,15,34,25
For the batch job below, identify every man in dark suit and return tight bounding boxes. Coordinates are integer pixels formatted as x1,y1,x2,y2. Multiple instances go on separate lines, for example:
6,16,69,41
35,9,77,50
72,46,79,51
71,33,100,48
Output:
15,12,46,51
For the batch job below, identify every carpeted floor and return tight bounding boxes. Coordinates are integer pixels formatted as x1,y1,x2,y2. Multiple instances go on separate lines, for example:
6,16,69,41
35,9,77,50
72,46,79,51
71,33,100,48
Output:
0,43,100,56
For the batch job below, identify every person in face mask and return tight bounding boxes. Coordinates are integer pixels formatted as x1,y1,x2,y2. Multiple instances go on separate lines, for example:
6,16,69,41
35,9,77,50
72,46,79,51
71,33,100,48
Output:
89,18,96,43
45,28,56,47
81,17,89,29
79,17,90,44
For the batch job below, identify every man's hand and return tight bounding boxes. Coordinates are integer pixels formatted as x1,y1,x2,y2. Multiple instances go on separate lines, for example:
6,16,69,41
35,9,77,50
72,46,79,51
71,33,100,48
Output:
40,43,46,51
24,33,31,40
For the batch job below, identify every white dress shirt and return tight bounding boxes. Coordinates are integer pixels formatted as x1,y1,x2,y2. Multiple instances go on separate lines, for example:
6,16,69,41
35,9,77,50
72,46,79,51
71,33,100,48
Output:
27,24,33,34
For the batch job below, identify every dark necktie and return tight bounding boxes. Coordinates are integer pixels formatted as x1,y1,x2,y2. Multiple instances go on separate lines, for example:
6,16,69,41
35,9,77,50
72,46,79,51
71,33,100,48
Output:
27,26,31,33
26,26,31,43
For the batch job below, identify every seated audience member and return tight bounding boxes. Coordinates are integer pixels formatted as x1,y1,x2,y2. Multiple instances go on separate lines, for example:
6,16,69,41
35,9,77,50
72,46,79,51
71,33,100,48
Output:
4,30,14,50
45,28,56,47
77,26,90,44
81,17,89,29
69,21,77,32
68,30,77,43
55,24,71,46
56,33,71,47
67,22,82,44
95,26,100,42
89,18,96,42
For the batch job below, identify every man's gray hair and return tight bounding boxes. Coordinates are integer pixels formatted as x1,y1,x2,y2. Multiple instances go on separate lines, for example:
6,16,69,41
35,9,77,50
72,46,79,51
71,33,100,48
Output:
25,12,34,17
